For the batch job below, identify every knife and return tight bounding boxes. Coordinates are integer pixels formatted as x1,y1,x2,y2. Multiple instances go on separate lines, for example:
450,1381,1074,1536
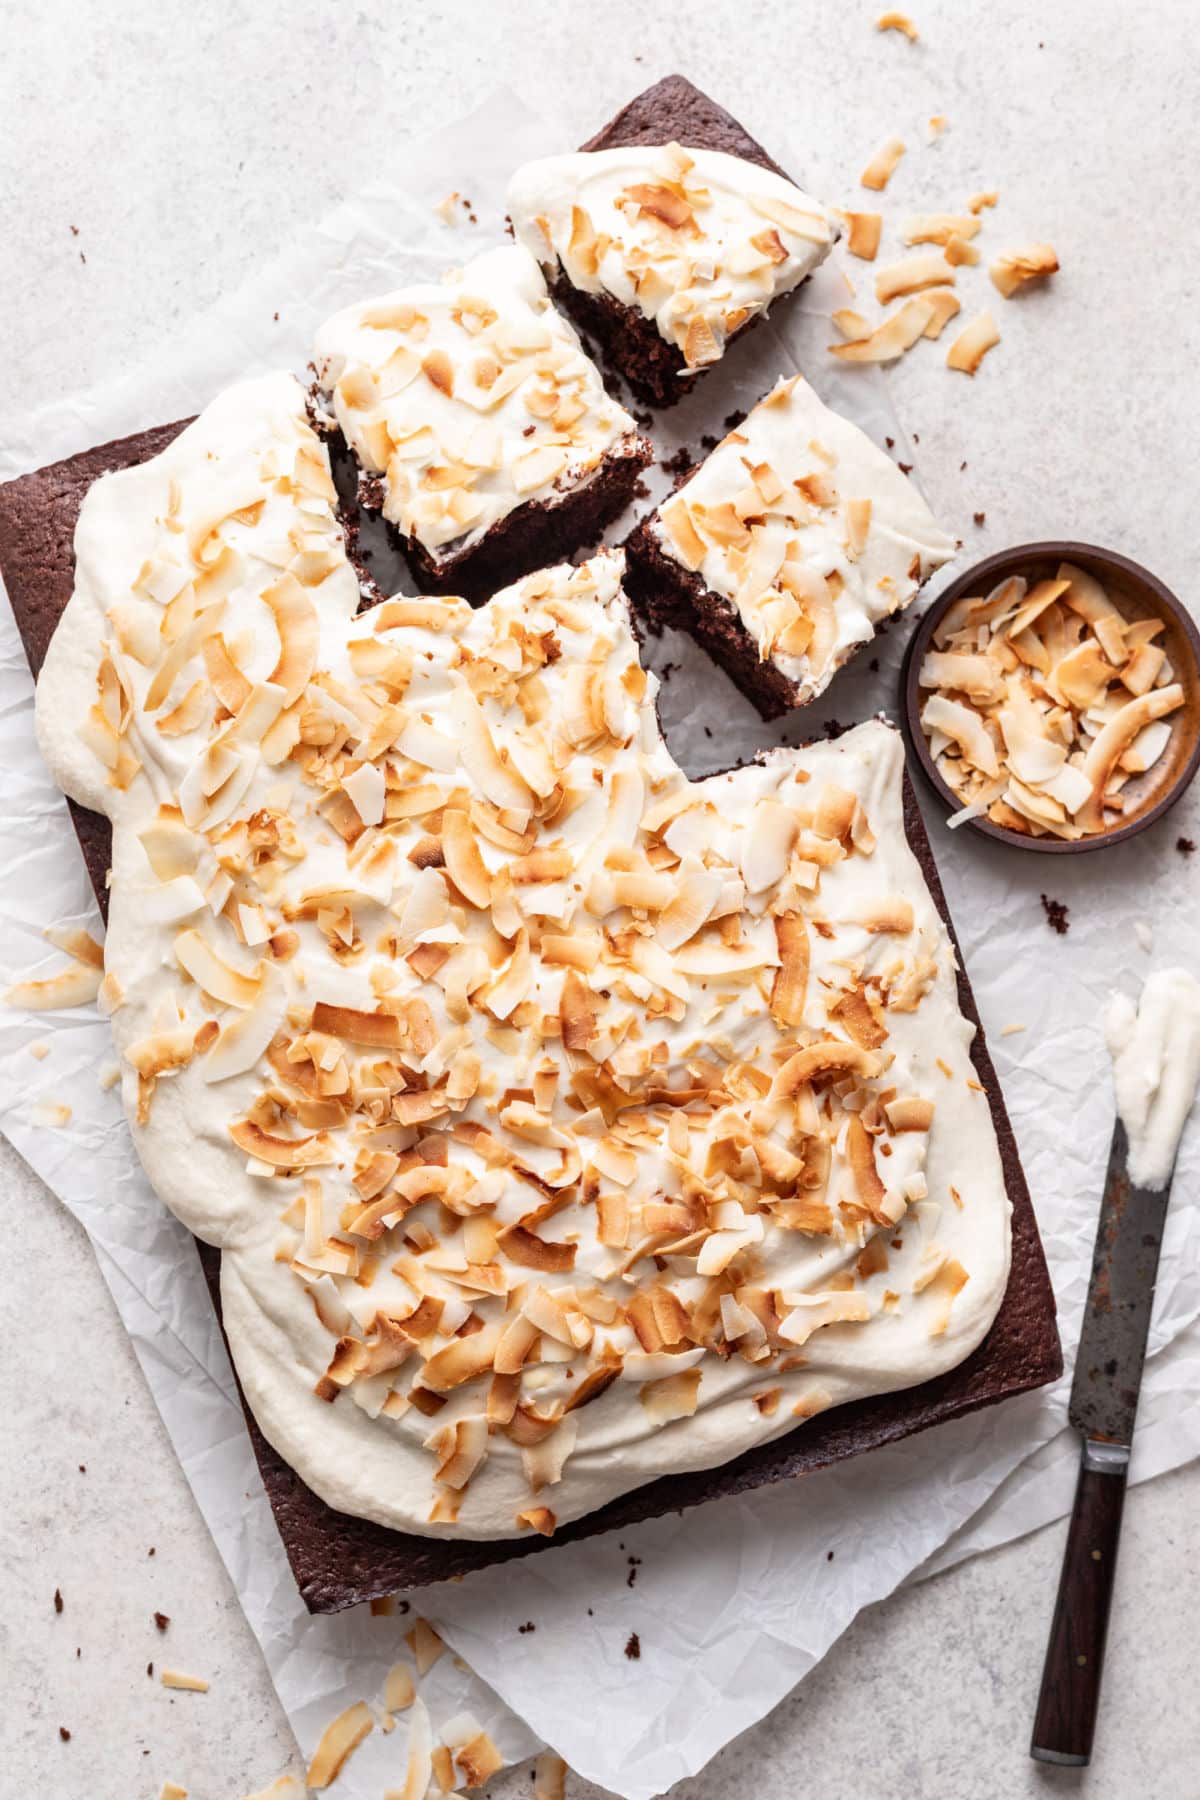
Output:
1030,1119,1177,1766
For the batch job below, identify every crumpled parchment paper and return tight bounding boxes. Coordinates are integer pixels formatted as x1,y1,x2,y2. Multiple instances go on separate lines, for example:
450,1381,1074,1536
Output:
1,88,1197,1800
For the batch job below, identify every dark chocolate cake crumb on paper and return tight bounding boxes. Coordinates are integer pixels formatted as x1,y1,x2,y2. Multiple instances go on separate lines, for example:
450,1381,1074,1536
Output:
1040,894,1070,936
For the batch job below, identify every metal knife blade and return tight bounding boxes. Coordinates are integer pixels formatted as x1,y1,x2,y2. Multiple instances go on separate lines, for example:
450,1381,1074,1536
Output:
1069,1120,1175,1446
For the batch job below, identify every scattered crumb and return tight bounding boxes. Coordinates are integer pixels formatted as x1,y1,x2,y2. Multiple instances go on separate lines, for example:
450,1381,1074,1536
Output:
59,1727,71,1742
147,1663,154,1678
518,1620,536,1634
30,1041,49,1060
148,1547,156,1556
885,437,895,449
897,461,913,475
154,1611,171,1632
723,410,746,433
826,1549,835,1562
1134,920,1153,954
973,511,986,525
624,1632,641,1660
633,408,653,430
869,657,880,672
161,1669,209,1693
1176,836,1195,857
1000,1023,1026,1037
273,311,279,323
927,114,948,139
659,446,693,477
54,1588,63,1614
626,1555,642,1589
1040,894,1070,936
160,1785,188,1800
632,476,651,501
69,224,79,236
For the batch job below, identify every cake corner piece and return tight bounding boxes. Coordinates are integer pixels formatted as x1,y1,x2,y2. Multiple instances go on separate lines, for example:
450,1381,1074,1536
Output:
625,372,958,719
506,79,839,408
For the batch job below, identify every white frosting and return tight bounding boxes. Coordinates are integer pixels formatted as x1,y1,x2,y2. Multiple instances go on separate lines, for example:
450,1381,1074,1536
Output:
35,372,1010,1540
1105,969,1200,1189
652,374,956,701
314,244,640,559
508,144,836,370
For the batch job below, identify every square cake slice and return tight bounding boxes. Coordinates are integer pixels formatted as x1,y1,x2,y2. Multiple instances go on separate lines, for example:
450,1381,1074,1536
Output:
313,243,651,600
625,374,958,720
507,75,838,408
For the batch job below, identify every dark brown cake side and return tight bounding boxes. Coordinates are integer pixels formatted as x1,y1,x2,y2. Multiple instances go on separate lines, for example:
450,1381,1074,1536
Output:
0,426,1061,1613
348,431,651,605
625,509,805,720
537,75,820,409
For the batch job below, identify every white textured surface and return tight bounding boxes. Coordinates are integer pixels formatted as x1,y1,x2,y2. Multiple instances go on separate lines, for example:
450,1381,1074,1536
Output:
3,2,1199,1796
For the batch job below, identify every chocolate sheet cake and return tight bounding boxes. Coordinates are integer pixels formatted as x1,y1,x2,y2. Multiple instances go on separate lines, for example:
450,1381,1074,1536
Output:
0,415,1061,1611
508,76,839,407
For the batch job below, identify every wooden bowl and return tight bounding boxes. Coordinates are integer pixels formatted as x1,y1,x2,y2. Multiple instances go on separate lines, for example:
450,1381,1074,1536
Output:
900,541,1200,853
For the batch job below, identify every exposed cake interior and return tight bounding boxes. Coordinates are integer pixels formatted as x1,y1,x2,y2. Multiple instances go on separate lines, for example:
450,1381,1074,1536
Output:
34,371,1011,1542
314,244,643,568
648,374,957,703
508,144,837,374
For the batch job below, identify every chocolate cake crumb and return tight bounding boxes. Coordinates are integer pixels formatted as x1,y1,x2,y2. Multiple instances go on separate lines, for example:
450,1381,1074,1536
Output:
869,657,880,672
154,1612,170,1632
59,1727,71,1742
885,435,895,449
148,1547,156,1557
632,477,651,500
960,460,968,471
54,1588,63,1613
518,1621,536,1634
660,447,693,477
78,1464,86,1473
273,311,279,323
898,461,913,475
147,1662,154,1678
973,511,986,525
624,1632,641,1660
1040,894,1070,935
722,410,746,433
1176,836,1195,856
699,433,718,453
826,1550,835,1562
912,433,920,443
633,408,654,431
626,1555,642,1588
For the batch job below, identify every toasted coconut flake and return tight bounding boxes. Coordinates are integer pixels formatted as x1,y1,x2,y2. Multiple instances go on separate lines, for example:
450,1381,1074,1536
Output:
420,1322,501,1393
306,1701,374,1788
406,1616,446,1676
945,310,1001,374
876,9,918,37
919,288,962,339
990,243,1059,298
1078,686,1184,828
770,913,809,1027
772,1039,880,1095
5,958,103,1011
861,136,906,191
533,1751,568,1800
229,1118,334,1168
885,1096,936,1130
874,254,955,304
441,807,491,909
832,308,872,340
828,295,936,363
639,1367,702,1424
160,1669,210,1693
262,577,319,706
516,1506,557,1536
174,929,262,1008
392,1696,433,1800
841,211,882,260
384,1661,416,1712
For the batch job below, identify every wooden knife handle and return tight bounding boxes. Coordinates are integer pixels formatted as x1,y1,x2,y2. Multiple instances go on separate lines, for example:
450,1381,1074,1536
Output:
1031,1438,1129,1766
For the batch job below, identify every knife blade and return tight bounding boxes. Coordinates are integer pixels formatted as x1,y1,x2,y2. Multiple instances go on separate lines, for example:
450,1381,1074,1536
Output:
1030,1119,1178,1767
1068,1119,1175,1446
